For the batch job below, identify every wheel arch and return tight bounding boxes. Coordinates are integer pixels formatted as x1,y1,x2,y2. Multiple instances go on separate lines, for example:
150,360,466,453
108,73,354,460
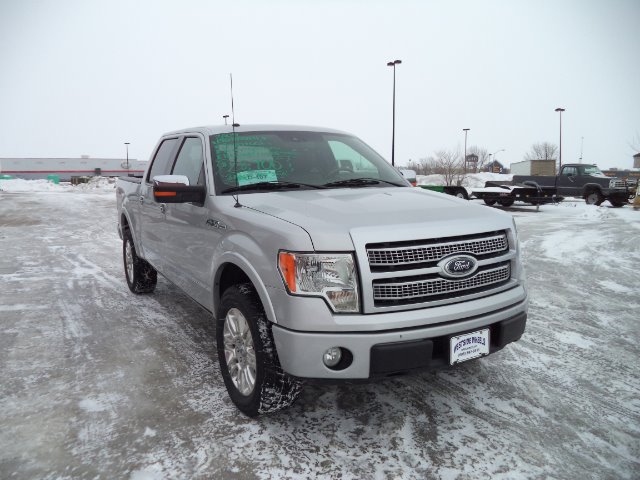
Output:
214,256,278,324
120,210,143,255
582,183,603,195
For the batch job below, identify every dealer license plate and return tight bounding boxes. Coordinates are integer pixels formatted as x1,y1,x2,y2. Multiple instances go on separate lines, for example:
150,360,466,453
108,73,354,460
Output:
450,329,490,365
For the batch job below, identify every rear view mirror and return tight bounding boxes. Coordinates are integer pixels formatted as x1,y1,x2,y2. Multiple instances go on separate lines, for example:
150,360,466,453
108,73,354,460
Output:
153,175,206,204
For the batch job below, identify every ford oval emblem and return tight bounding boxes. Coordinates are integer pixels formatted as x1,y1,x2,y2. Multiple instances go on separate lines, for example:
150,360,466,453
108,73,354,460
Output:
438,254,478,279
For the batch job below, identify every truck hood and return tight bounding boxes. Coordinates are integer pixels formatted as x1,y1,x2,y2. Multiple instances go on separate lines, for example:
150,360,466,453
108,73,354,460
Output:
239,187,513,251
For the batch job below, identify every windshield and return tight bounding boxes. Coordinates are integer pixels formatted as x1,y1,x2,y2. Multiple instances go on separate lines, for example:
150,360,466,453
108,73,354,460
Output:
583,165,605,176
209,131,407,194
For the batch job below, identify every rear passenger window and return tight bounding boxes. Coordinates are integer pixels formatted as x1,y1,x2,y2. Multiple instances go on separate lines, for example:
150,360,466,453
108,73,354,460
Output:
172,137,205,186
147,138,179,182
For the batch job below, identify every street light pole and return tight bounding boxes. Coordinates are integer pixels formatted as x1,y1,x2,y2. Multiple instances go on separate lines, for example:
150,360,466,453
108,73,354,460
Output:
124,142,130,172
555,107,565,171
387,59,402,166
463,128,470,174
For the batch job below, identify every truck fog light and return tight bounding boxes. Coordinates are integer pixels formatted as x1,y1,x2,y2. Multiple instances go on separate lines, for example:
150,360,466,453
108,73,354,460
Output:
323,347,342,368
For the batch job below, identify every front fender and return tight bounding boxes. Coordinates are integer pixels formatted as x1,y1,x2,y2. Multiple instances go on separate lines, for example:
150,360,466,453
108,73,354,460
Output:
581,183,603,194
213,252,279,324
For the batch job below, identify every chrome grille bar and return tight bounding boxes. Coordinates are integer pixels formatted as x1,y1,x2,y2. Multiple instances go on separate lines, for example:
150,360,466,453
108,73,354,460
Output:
373,264,510,301
367,233,507,267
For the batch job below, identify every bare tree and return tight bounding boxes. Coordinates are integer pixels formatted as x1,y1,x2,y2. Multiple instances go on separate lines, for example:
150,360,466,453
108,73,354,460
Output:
629,132,640,153
434,149,465,186
524,142,558,161
406,157,438,175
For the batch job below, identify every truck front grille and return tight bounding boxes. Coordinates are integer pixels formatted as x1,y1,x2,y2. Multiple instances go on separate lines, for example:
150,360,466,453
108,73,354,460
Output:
363,230,514,310
610,179,636,189
373,263,510,305
367,232,507,270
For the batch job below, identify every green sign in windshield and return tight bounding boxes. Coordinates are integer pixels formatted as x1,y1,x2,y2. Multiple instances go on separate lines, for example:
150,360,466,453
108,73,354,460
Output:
236,169,278,186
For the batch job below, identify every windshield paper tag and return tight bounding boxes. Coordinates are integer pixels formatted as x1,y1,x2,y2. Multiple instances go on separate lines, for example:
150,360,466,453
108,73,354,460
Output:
237,170,277,186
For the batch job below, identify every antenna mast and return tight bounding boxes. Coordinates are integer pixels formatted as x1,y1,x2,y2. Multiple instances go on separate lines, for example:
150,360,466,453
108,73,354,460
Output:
230,73,241,208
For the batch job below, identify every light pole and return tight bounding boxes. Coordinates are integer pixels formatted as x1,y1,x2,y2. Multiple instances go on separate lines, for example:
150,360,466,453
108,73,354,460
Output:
387,59,402,166
124,142,130,172
463,128,470,174
555,107,565,171
223,114,229,125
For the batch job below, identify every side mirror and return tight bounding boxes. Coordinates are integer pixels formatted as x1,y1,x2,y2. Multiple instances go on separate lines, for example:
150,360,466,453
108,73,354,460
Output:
152,175,206,204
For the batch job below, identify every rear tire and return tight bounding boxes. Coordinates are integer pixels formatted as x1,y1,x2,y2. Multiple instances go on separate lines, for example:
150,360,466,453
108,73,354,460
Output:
609,199,626,208
585,191,604,206
498,198,515,207
123,230,157,293
217,283,302,417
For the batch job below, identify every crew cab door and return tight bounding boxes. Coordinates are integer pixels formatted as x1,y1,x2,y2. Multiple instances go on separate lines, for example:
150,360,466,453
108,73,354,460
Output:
159,135,219,310
139,137,181,271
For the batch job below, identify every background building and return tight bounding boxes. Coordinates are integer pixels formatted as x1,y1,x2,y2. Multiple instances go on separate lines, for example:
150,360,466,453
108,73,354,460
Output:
0,157,146,181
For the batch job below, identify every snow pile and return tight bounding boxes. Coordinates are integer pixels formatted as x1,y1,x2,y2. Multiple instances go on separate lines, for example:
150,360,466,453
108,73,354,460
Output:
416,173,512,189
0,176,117,193
73,176,117,191
0,178,70,192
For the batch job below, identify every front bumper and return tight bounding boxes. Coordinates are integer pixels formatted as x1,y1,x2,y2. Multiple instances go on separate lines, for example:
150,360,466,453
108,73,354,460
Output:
272,298,527,379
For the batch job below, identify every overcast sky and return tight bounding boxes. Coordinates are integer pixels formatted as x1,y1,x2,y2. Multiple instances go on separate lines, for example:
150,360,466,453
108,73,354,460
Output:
1,0,638,170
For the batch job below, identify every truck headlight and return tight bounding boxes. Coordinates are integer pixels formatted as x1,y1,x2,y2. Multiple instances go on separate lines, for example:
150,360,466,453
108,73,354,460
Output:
278,252,360,313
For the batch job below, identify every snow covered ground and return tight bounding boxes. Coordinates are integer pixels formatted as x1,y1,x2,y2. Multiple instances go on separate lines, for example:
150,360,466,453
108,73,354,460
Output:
1,179,639,479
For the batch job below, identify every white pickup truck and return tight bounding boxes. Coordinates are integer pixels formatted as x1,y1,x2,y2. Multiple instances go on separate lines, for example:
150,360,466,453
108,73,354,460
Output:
116,125,528,416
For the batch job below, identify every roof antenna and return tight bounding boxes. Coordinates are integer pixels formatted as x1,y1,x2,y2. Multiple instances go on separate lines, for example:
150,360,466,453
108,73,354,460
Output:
230,73,242,208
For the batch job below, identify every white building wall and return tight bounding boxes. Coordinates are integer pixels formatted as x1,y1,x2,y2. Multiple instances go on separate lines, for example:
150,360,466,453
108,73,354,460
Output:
0,158,148,180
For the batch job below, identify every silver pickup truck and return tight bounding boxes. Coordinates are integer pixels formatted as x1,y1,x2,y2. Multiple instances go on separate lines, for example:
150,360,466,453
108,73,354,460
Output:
116,125,528,416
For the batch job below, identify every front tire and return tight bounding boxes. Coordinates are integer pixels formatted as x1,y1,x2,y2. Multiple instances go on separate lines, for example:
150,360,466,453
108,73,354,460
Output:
123,230,157,293
585,190,604,206
484,198,497,206
217,283,302,417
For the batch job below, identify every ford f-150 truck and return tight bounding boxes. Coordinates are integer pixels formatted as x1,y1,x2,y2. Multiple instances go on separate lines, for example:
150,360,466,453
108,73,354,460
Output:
116,125,528,416
513,163,632,207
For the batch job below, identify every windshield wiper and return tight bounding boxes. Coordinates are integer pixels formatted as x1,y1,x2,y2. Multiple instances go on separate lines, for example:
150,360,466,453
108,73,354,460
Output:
322,177,404,188
221,180,325,194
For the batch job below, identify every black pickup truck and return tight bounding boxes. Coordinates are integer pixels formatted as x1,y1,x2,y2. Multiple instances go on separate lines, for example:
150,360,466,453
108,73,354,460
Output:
513,164,633,207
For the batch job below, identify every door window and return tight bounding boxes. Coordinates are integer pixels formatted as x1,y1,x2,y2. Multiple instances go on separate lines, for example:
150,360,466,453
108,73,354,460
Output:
147,138,179,182
172,137,205,186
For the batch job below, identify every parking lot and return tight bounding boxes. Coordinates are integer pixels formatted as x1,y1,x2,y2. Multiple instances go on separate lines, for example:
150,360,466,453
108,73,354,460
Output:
1,185,639,479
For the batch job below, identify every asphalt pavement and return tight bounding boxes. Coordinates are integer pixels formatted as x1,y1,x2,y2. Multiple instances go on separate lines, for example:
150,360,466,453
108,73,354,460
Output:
1,189,638,479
